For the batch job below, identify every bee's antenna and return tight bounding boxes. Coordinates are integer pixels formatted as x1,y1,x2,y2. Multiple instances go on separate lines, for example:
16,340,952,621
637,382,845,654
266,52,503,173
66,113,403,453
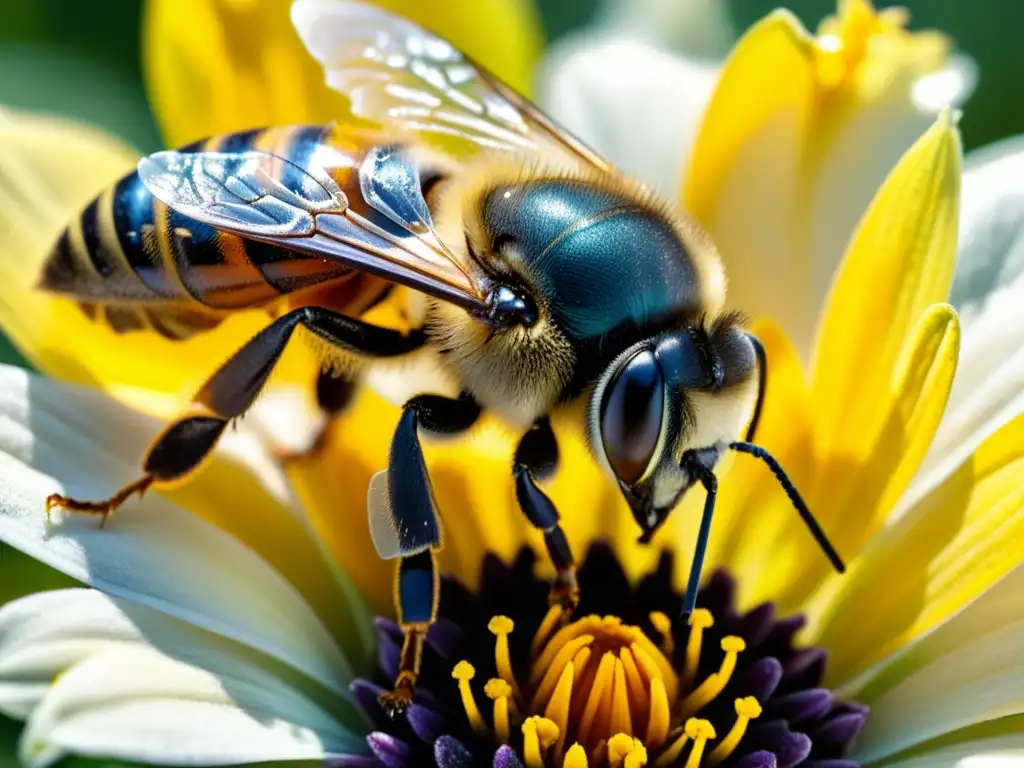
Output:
744,333,767,443
729,441,846,574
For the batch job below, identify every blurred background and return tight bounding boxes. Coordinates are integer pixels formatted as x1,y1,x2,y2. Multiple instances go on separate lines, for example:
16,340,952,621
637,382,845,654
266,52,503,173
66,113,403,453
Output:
0,0,1018,764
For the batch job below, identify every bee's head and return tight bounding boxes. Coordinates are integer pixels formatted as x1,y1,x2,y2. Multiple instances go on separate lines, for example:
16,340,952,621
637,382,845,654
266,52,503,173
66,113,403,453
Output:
589,317,759,541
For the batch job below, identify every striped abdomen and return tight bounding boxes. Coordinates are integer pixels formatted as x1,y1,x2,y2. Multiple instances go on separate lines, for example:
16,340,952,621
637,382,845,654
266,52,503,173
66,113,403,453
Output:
41,126,386,339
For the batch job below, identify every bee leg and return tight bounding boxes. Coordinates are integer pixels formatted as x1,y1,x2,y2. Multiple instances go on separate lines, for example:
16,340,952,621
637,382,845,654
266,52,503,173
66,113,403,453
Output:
376,393,481,713
513,419,579,615
46,307,423,525
379,549,439,718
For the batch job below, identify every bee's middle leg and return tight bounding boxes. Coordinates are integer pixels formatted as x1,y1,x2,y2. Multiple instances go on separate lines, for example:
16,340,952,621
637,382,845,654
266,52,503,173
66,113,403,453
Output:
379,392,481,714
47,307,423,524
512,418,579,614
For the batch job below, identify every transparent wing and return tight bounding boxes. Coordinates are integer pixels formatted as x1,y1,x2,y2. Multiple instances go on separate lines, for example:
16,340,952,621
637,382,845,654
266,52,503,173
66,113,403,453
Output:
138,148,487,312
291,0,610,169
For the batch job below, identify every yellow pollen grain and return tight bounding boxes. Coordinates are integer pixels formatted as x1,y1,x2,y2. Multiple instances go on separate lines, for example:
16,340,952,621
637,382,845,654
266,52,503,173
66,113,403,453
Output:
452,661,487,736
683,719,716,768
532,604,565,658
679,636,746,719
610,658,633,736
564,743,589,768
649,612,675,657
531,635,595,711
708,697,763,766
488,616,519,694
485,678,513,744
684,609,714,688
578,652,616,748
545,661,576,754
645,677,670,750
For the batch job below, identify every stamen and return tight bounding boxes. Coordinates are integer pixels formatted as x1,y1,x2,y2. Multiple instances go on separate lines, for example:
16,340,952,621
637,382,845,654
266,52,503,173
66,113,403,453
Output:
545,661,576,754
532,619,595,685
489,616,519,695
452,661,487,736
577,653,616,747
522,716,560,768
619,647,649,713
485,678,514,744
683,719,716,768
531,635,594,711
532,604,566,658
610,659,632,736
655,728,690,768
564,743,589,768
707,697,762,766
679,636,746,719
683,609,714,688
645,677,670,750
608,734,647,768
648,612,675,658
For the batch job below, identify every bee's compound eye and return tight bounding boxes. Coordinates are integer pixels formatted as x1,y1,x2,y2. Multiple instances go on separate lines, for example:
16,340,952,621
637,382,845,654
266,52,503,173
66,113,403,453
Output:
601,349,664,485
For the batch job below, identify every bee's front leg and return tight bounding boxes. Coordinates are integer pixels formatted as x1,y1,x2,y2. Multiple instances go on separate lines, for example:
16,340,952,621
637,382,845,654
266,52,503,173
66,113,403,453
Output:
376,393,481,716
513,418,579,615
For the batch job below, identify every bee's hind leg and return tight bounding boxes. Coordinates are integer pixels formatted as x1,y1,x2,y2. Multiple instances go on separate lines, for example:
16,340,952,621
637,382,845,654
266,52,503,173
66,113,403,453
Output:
46,307,424,526
513,418,579,615
376,393,481,714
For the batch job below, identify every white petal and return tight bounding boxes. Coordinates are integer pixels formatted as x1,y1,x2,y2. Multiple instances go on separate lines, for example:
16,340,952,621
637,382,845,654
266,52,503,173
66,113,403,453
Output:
849,563,1024,764
19,644,363,768
597,0,735,58
881,733,1024,768
536,34,718,199
903,137,1024,509
0,589,357,724
0,365,352,697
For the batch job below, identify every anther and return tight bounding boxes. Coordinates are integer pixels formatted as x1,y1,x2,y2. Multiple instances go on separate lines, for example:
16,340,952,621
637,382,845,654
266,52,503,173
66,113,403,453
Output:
708,697,762,766
608,734,647,768
485,678,513,744
683,608,714,688
489,616,519,695
683,719,716,768
452,661,487,736
649,612,675,657
523,716,560,768
679,636,746,718
564,743,589,768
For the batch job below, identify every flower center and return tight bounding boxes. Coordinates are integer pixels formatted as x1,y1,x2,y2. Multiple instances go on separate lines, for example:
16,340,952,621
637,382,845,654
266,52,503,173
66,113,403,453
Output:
452,604,762,768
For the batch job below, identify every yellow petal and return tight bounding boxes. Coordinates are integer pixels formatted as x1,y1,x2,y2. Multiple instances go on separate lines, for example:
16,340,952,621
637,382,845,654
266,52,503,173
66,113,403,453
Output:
0,110,310,417
776,304,960,610
143,0,543,148
812,111,961,452
705,319,818,608
811,412,1024,683
683,4,954,357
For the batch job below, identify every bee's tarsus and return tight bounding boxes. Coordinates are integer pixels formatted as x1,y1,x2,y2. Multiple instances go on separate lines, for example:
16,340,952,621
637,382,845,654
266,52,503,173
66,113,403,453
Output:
43,474,155,529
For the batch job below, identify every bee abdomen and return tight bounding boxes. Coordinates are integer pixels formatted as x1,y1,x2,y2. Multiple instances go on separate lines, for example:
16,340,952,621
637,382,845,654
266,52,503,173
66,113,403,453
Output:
41,125,350,340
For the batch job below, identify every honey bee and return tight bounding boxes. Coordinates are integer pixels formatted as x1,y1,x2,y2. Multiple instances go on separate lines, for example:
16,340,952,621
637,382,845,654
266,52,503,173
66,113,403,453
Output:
42,0,844,712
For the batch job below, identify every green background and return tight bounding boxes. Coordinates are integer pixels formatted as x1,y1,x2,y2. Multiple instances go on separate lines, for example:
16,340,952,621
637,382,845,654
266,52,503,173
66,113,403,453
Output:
0,0,1019,765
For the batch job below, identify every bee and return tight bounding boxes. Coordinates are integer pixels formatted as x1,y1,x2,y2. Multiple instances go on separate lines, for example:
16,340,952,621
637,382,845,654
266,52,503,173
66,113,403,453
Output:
42,0,845,712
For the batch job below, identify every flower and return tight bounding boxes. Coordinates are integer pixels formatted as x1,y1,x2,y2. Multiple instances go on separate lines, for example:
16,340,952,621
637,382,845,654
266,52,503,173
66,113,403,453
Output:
353,545,869,768
0,0,1023,767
